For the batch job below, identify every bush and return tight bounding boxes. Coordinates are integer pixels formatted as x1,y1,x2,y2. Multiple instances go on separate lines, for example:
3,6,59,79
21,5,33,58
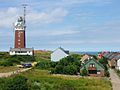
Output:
81,68,88,76
104,70,110,77
0,78,6,90
36,61,50,70
63,64,78,75
0,55,36,66
5,76,28,90
0,61,13,66
52,55,81,75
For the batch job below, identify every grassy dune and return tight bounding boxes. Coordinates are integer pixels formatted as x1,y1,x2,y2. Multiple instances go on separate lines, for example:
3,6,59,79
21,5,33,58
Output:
20,69,112,90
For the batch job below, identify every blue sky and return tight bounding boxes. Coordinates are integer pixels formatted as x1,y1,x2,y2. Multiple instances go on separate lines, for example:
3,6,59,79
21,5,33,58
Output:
0,0,120,51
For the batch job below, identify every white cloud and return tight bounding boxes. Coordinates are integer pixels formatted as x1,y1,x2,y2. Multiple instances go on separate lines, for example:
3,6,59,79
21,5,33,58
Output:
0,7,68,28
0,7,19,28
27,7,68,24
28,29,79,37
51,39,120,45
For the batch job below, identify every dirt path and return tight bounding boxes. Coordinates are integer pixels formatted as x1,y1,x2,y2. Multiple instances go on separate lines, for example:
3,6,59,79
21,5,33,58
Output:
109,69,120,90
0,68,31,78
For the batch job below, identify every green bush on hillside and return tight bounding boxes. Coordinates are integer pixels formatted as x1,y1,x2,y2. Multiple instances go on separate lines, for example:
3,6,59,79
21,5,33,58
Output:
0,55,36,66
51,55,81,75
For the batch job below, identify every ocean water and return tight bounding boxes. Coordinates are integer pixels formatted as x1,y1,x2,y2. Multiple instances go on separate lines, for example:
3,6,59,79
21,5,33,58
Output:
72,52,99,55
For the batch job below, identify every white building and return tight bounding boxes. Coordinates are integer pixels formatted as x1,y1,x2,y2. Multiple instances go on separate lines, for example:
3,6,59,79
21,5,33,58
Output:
51,47,69,62
9,48,34,56
117,59,120,70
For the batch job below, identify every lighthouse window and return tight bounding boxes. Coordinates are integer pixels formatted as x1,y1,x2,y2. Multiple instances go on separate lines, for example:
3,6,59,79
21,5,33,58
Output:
18,34,20,37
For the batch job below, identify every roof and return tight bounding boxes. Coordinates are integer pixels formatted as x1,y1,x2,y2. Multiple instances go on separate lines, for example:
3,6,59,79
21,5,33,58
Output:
114,54,120,60
81,58,105,70
52,47,69,55
10,48,33,52
81,54,91,62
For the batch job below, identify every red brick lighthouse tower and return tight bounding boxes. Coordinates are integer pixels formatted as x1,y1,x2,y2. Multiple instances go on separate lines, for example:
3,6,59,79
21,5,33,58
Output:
14,16,26,48
14,5,26,48
9,4,34,56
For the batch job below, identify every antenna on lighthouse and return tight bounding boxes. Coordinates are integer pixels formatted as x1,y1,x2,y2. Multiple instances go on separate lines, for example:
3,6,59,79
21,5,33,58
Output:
22,3,27,28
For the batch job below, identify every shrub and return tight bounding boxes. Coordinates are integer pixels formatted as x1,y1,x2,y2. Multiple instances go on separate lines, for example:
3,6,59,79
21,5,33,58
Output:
104,70,110,77
5,76,28,90
36,61,50,70
63,64,78,75
81,68,88,76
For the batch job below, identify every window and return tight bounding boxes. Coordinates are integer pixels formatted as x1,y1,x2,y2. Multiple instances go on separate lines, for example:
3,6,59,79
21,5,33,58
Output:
97,70,101,74
15,51,20,53
89,63,95,67
89,70,97,74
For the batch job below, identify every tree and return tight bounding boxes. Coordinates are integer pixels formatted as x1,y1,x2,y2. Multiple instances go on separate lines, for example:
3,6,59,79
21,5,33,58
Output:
63,64,78,75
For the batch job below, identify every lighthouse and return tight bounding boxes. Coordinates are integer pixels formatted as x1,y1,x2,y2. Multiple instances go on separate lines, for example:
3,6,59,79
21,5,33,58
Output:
9,4,34,56
14,16,26,48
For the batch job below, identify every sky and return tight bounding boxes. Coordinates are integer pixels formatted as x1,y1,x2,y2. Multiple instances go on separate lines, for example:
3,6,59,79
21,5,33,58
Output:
0,0,120,51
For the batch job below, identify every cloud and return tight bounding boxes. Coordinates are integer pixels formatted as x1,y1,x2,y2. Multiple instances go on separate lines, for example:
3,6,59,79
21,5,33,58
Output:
28,29,79,37
51,39,120,45
0,7,19,28
0,7,68,28
27,7,68,24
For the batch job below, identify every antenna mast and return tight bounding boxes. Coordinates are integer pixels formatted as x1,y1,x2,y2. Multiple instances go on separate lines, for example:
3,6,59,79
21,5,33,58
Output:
22,4,27,28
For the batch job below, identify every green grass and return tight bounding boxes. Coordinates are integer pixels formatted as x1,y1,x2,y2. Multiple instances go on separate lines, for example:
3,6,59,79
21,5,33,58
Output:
34,51,51,62
20,69,112,90
0,66,20,73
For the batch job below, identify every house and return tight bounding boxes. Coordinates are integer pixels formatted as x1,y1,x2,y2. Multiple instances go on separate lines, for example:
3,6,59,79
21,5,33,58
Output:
9,48,34,56
80,58,105,77
108,53,118,68
116,59,120,70
51,47,69,62
114,54,120,70
80,54,91,63
103,52,117,68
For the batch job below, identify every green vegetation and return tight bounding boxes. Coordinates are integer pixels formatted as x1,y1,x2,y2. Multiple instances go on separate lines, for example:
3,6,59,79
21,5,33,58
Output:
36,54,81,75
0,69,112,90
0,52,112,90
0,76,28,90
34,51,51,62
115,69,120,77
98,57,110,77
81,67,88,76
0,52,35,66
0,66,20,73
19,69,111,90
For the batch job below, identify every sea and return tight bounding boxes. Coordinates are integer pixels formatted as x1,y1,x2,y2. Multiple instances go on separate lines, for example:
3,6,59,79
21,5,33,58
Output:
71,52,100,55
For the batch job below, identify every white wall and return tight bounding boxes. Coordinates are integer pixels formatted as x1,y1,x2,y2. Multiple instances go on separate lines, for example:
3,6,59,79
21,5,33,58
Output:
9,51,33,56
117,59,120,70
51,49,68,62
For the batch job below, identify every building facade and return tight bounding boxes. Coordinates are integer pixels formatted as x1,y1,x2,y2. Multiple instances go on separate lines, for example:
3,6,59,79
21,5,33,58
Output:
51,47,69,62
9,48,34,56
80,58,105,77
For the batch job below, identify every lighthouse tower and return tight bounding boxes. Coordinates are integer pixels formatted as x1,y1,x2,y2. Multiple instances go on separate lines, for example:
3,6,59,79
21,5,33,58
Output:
9,4,34,56
14,16,26,48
